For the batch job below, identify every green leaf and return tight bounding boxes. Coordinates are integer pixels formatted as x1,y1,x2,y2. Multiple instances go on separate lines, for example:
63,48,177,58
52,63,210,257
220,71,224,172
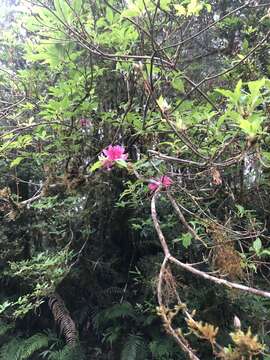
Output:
106,7,114,23
35,128,47,140
262,151,270,165
0,301,12,314
260,249,270,257
181,233,192,248
122,2,142,17
72,0,83,13
172,76,184,92
239,115,263,136
157,95,169,112
54,0,72,22
175,117,186,130
205,3,212,12
89,160,102,172
160,0,171,11
248,78,265,97
10,156,24,168
116,159,128,168
234,79,242,99
174,4,186,16
235,204,245,217
239,119,253,135
215,88,235,100
252,238,262,254
187,0,203,16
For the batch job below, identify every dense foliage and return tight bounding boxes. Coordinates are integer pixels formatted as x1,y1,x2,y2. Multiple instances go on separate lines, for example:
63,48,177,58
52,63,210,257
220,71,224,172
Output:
0,0,270,358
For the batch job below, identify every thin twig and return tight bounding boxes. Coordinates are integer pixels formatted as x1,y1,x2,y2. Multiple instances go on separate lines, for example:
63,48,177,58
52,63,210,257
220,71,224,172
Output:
167,193,208,248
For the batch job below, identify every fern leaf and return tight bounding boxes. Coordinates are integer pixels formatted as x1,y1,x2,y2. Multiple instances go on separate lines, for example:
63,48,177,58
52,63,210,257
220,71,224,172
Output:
0,321,14,337
0,333,48,360
121,334,147,360
20,334,48,360
92,302,136,331
48,293,78,346
0,338,22,360
48,345,85,360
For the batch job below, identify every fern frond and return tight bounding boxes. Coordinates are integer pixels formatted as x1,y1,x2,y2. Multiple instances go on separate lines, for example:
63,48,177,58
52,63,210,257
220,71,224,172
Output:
0,338,21,360
105,302,136,320
20,334,48,360
0,321,14,337
48,345,85,360
48,293,78,346
92,302,135,330
0,334,48,360
100,286,123,299
121,334,147,360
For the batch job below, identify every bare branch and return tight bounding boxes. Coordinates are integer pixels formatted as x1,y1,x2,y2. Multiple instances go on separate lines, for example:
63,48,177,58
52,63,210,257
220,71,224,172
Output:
151,190,171,257
169,255,270,299
162,2,251,51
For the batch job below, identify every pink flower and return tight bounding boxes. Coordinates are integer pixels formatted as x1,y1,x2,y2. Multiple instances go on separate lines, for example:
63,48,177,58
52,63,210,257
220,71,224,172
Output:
99,144,128,169
148,182,160,192
79,118,92,127
148,175,173,192
162,176,173,187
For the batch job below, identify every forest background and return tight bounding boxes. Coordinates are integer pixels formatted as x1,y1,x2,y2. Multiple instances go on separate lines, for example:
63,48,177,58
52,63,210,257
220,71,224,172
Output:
0,0,270,359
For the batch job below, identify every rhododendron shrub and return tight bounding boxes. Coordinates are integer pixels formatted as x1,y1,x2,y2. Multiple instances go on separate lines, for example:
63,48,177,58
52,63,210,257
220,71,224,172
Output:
1,1,269,359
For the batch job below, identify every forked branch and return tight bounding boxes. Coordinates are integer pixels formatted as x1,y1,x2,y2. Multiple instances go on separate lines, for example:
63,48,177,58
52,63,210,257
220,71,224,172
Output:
151,190,270,358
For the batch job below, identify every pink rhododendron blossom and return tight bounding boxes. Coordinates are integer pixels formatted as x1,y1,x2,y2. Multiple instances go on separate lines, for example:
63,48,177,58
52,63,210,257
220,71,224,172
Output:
162,176,173,187
99,145,128,169
148,182,160,192
148,175,173,192
79,118,92,127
